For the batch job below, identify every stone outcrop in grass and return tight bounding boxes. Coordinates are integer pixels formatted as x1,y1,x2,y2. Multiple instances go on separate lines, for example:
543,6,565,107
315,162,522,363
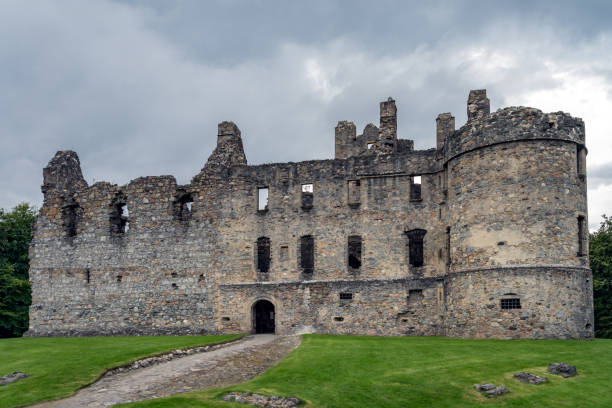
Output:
548,363,578,378
474,383,509,397
223,392,301,407
513,372,548,384
0,372,28,386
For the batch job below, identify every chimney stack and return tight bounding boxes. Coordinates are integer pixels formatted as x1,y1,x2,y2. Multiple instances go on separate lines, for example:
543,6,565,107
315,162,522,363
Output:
379,97,397,151
467,89,490,121
217,121,241,145
436,113,455,150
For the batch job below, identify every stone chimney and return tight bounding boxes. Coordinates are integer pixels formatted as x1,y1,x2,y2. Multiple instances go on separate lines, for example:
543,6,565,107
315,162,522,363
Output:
42,150,88,196
379,97,397,152
467,89,490,121
436,113,455,150
217,121,241,145
334,121,357,159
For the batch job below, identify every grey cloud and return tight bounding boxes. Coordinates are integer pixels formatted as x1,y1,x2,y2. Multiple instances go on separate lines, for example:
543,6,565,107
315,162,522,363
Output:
1,0,612,222
589,162,612,188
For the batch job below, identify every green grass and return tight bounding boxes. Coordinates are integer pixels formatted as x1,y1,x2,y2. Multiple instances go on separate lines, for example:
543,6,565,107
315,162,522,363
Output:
120,335,612,408
0,334,243,408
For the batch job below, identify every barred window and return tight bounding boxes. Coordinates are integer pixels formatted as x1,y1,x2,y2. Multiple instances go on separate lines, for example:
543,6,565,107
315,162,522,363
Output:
500,298,521,310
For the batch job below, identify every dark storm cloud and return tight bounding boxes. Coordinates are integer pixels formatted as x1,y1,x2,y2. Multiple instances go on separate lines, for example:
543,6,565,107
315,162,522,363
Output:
1,0,611,229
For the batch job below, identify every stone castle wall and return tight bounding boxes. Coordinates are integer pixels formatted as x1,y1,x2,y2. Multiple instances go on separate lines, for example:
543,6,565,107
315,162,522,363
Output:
27,89,594,339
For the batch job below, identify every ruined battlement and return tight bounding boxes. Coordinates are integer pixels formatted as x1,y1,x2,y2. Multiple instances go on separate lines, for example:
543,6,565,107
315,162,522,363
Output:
28,89,593,340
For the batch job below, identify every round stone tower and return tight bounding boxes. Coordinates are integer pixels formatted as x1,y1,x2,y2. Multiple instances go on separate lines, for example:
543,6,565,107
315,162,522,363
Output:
443,90,593,339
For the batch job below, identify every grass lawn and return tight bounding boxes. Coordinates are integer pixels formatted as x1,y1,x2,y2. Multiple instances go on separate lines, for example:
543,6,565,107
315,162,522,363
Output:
0,334,243,408
120,335,612,408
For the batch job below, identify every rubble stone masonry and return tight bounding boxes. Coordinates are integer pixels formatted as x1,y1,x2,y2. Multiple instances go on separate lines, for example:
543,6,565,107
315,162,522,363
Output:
27,90,593,339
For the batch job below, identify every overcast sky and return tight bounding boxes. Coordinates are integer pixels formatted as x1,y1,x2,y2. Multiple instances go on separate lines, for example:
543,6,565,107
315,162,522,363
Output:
1,0,611,230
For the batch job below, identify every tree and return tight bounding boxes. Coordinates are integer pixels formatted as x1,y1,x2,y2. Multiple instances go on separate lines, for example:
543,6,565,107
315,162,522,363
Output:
0,203,36,337
590,214,612,338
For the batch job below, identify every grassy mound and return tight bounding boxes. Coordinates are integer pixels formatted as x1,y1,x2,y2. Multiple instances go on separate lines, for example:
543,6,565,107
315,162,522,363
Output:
0,334,243,408
121,335,612,408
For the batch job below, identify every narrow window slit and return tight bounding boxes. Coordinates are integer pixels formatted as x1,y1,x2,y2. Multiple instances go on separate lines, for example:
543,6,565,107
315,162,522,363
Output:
410,176,422,201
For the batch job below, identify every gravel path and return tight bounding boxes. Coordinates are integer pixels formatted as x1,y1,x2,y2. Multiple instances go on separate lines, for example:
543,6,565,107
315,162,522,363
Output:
33,334,301,408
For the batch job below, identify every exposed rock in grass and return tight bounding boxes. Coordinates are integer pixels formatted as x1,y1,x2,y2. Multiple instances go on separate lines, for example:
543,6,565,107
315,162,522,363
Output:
548,363,577,378
474,383,509,397
513,372,548,384
0,372,28,386
223,392,301,407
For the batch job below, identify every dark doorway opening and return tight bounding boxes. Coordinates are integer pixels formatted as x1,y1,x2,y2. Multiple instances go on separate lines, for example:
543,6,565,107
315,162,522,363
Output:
252,299,275,334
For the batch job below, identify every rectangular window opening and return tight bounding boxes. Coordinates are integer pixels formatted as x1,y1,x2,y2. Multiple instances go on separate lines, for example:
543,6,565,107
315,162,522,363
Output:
348,235,362,270
257,237,271,272
258,187,269,211
348,180,361,206
301,184,313,209
407,289,423,304
280,245,289,262
110,199,129,234
367,143,374,150
446,226,451,265
577,146,586,179
62,201,80,238
339,292,353,300
410,176,422,201
577,216,587,256
501,298,521,310
174,191,194,221
300,235,314,275
406,229,426,267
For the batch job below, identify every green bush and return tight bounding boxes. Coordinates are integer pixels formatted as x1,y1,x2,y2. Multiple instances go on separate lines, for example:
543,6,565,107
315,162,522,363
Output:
590,215,612,338
0,203,36,337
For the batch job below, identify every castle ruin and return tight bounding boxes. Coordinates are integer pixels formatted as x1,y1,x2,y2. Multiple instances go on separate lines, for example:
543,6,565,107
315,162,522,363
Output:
27,90,594,339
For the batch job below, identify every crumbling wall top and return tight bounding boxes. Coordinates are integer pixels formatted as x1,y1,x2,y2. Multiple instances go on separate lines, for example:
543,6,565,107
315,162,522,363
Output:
447,106,585,161
42,150,87,196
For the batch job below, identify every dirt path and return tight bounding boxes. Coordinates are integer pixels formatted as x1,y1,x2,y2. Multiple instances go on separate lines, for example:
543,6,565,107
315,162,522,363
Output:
34,335,301,408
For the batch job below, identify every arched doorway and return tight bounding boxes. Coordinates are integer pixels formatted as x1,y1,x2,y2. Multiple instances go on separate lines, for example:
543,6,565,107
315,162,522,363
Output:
252,299,275,334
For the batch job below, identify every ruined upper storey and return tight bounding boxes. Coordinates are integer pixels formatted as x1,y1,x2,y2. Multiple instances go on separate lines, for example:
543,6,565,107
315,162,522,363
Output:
334,90,585,164
42,150,88,197
41,89,585,202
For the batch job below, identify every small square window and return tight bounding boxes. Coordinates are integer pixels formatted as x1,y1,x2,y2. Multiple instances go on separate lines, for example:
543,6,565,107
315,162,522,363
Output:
339,292,353,300
501,298,521,310
280,245,289,261
367,143,374,150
